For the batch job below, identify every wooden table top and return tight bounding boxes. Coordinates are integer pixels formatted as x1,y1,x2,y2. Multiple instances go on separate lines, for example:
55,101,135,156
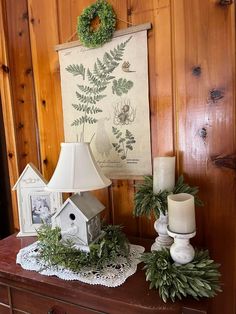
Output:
0,234,208,314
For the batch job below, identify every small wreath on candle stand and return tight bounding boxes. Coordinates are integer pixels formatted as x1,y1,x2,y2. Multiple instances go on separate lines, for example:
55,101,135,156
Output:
77,0,116,48
133,175,204,219
141,248,221,303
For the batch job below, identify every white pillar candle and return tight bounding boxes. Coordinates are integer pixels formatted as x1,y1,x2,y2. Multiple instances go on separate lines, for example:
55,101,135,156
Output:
168,193,196,234
153,157,175,193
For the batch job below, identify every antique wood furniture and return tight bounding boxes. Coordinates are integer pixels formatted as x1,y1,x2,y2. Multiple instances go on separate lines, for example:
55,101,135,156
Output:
0,234,208,314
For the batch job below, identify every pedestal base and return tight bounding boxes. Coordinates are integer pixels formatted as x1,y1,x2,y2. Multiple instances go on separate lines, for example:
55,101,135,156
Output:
167,227,196,264
151,212,173,251
151,234,173,251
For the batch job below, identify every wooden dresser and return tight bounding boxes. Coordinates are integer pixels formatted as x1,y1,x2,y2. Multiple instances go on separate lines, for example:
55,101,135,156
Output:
0,235,208,314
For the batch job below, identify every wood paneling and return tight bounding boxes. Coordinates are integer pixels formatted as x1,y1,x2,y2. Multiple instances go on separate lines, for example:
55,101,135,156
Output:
0,0,19,230
0,0,235,313
5,0,40,173
171,1,236,312
27,0,64,180
129,0,175,238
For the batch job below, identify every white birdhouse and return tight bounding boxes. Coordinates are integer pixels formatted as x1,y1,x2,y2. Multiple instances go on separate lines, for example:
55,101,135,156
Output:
52,192,105,251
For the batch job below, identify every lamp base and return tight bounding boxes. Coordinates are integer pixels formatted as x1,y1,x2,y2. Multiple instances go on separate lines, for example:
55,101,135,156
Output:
151,212,173,251
167,227,196,265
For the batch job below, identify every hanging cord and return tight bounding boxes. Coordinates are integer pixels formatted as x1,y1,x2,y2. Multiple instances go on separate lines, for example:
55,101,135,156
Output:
117,18,135,26
64,18,135,43
65,30,78,42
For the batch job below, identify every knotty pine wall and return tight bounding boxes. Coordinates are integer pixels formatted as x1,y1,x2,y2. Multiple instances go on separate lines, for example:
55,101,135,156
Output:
0,0,235,312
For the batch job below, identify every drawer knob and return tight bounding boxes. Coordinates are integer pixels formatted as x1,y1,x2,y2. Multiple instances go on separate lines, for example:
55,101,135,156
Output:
47,306,67,314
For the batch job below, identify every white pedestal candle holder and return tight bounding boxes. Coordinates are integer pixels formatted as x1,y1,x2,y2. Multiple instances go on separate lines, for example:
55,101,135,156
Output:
167,226,196,264
151,212,173,251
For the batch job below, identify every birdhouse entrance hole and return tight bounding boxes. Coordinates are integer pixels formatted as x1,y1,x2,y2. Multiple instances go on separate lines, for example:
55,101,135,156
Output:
69,213,76,220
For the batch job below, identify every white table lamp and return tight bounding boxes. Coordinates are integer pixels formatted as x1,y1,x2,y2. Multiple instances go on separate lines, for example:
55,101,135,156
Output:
46,142,111,192
46,142,111,250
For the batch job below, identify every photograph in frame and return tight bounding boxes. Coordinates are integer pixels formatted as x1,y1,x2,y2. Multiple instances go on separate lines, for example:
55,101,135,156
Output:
30,192,52,225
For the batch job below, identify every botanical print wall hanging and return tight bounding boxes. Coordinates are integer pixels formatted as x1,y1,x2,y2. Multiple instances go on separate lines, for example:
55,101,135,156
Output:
56,24,152,178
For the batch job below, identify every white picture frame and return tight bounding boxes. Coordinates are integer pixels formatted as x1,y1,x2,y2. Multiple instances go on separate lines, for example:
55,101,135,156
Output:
13,163,62,237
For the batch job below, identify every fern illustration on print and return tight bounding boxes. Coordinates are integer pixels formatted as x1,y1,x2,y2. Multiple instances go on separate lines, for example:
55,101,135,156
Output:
66,64,85,80
66,37,132,141
112,127,136,160
112,78,133,96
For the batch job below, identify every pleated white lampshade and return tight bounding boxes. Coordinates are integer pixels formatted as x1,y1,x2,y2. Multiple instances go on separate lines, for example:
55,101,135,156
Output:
46,142,111,192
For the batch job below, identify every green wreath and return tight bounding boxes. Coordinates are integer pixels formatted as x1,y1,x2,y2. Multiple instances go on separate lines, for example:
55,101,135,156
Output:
77,0,116,48
141,249,221,303
133,175,204,219
37,224,130,272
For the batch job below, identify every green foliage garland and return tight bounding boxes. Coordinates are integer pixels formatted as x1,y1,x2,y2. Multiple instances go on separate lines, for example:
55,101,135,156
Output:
37,224,130,272
141,249,221,303
77,0,116,48
134,175,204,219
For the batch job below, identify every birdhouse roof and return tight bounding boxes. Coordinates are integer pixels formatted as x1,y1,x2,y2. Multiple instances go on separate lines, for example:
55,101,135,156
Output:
53,192,105,221
12,163,47,190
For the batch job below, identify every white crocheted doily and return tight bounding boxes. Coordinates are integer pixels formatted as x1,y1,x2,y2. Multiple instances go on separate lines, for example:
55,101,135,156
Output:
16,242,145,287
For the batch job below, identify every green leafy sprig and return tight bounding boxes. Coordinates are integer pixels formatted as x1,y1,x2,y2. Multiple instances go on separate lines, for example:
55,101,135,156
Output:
133,175,203,219
37,224,130,272
173,175,203,207
141,249,221,303
134,176,168,218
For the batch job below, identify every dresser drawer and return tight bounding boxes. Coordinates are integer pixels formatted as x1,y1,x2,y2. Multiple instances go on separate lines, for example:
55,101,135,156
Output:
0,303,10,313
0,284,8,305
11,288,103,314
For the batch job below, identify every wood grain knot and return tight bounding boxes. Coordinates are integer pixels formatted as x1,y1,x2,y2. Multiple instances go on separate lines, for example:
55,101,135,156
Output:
43,158,48,165
218,0,233,5
18,99,24,104
18,122,24,129
192,66,201,76
30,18,35,24
1,64,10,73
21,152,28,158
42,100,46,106
25,68,32,75
20,83,25,89
211,155,236,170
8,152,13,159
22,12,28,20
198,127,207,140
209,89,224,102
18,31,23,37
